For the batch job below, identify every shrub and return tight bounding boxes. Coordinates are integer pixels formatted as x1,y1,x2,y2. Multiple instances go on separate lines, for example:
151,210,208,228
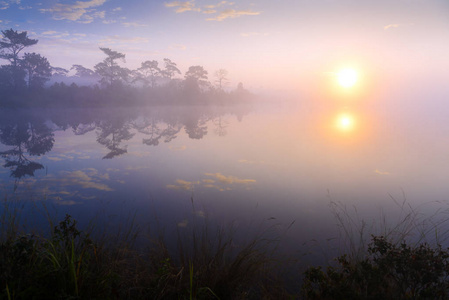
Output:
302,235,449,300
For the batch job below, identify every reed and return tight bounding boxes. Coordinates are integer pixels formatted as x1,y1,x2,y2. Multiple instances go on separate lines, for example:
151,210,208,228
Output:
0,197,293,299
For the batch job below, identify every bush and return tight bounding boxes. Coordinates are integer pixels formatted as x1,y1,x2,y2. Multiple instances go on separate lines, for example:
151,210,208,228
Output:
302,235,449,299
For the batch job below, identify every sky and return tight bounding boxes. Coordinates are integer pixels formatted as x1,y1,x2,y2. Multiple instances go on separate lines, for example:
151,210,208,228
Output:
1,0,449,93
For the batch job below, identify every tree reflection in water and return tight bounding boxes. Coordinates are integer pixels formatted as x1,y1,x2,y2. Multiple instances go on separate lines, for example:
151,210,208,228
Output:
96,117,135,159
0,115,54,190
0,104,253,188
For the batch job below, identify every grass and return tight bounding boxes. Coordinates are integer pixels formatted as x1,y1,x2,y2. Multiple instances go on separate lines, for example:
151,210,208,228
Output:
299,195,449,299
328,192,449,264
0,197,294,299
2,195,449,299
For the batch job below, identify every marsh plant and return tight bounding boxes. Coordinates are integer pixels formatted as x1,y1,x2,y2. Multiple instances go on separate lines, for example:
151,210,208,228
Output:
301,196,449,299
0,202,292,299
302,235,449,299
3,195,449,299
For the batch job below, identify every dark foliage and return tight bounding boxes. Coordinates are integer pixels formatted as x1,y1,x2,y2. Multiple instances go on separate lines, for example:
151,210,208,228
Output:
302,235,449,300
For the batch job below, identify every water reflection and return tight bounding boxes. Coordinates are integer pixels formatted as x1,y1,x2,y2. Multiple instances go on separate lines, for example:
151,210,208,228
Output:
0,114,54,190
96,117,135,159
136,118,182,146
213,116,228,137
0,105,252,183
335,112,356,132
166,172,256,192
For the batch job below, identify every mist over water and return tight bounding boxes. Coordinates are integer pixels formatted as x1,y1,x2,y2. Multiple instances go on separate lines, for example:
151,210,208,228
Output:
1,77,449,260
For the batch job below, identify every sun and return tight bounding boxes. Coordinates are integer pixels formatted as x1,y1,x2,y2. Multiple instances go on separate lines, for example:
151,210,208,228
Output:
337,68,358,88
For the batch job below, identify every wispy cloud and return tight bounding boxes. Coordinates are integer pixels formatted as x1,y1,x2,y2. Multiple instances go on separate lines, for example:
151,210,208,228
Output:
99,35,149,44
166,179,199,191
165,1,257,22
206,9,260,21
202,0,233,13
237,159,266,165
384,23,413,30
112,7,122,12
168,145,187,151
384,24,400,30
39,0,106,23
41,30,74,39
42,30,59,35
165,1,200,13
240,32,269,37
93,10,105,18
122,22,148,27
204,1,233,9
169,44,187,50
167,172,256,192
42,169,114,192
204,172,256,184
374,169,390,175
0,0,20,9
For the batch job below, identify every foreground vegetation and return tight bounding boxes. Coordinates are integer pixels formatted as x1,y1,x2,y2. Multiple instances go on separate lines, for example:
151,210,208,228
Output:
1,213,291,299
3,200,449,299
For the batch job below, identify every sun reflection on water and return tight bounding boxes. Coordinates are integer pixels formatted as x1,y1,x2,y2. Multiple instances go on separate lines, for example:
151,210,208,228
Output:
335,113,355,132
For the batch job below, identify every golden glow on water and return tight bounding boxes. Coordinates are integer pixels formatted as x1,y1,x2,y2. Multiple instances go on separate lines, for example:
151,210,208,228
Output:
336,113,355,132
337,68,358,88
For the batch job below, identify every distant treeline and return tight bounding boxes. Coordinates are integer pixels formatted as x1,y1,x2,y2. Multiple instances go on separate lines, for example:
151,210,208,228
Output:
0,28,252,107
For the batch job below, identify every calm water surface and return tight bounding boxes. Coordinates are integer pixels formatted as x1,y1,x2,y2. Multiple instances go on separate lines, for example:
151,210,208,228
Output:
1,99,449,256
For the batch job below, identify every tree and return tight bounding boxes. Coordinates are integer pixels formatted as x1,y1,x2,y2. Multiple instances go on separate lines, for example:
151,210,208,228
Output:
0,65,23,91
51,67,69,77
184,65,209,94
161,58,180,80
135,60,160,88
0,29,38,68
94,48,129,87
71,64,96,77
0,28,38,88
214,69,229,90
20,53,52,89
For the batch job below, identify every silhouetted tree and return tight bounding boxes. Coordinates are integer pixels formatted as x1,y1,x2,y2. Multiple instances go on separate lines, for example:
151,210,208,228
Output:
20,52,52,89
0,65,22,90
71,64,96,77
161,58,181,80
214,69,229,90
51,67,69,77
135,60,160,88
94,48,130,87
234,82,250,99
184,65,209,95
0,28,38,88
185,65,208,83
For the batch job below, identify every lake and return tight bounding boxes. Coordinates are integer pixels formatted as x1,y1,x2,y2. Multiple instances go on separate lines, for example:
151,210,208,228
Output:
2,96,449,263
